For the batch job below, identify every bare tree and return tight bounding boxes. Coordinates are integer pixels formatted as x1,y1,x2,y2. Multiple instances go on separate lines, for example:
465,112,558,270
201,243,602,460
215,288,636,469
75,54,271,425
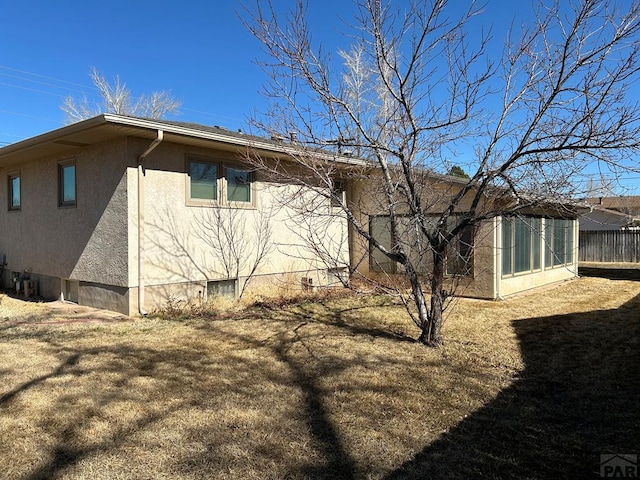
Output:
147,203,274,302
243,0,640,346
61,67,181,123
193,206,275,298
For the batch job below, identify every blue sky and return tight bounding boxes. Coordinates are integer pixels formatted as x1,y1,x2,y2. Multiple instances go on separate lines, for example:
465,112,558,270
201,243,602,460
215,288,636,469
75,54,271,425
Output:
1,0,638,193
0,0,366,142
0,0,274,141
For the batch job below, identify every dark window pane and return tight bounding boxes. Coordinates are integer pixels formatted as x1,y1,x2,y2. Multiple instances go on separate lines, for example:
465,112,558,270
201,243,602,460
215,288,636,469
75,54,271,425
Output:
60,164,76,206
10,176,20,209
190,161,217,200
502,218,513,275
227,168,251,202
331,180,344,207
448,223,474,276
514,218,531,273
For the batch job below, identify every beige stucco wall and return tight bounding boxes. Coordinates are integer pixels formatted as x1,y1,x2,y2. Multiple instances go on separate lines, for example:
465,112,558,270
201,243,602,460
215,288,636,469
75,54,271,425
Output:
131,138,350,312
0,138,131,307
1,135,352,315
349,176,580,300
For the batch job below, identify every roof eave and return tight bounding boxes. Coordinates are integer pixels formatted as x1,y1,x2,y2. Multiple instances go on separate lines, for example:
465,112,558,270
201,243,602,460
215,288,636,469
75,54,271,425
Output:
0,114,367,168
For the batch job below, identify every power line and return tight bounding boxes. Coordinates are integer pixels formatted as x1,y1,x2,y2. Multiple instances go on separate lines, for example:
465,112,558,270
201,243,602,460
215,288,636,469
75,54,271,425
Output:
0,109,61,124
0,72,90,93
0,64,244,128
0,65,93,90
0,81,68,98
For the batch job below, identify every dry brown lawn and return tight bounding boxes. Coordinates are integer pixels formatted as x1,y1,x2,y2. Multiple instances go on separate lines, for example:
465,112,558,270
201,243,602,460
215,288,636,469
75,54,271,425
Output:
0,275,638,479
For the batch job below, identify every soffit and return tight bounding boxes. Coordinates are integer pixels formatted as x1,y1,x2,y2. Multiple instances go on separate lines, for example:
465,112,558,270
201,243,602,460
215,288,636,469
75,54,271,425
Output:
0,114,364,169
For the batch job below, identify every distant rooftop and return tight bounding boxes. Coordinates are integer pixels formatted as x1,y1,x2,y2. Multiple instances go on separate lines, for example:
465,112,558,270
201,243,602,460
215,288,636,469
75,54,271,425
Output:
585,196,640,215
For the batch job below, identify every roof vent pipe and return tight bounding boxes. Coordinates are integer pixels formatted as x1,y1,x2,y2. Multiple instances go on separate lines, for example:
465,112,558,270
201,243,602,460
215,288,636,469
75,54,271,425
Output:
137,129,163,316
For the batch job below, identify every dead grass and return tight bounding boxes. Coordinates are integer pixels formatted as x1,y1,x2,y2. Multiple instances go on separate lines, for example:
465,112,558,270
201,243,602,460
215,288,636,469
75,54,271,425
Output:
0,275,638,479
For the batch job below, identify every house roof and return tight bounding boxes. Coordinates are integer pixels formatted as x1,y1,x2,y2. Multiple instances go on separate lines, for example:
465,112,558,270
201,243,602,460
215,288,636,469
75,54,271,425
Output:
0,114,367,169
582,204,638,222
0,114,589,217
585,196,640,215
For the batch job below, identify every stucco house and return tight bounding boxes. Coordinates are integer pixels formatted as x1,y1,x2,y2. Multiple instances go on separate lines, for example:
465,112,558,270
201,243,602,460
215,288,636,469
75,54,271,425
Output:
352,180,580,299
0,114,579,314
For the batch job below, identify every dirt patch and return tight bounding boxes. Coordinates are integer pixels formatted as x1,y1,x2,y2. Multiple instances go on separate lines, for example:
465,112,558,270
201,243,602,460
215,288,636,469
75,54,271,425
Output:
0,293,130,325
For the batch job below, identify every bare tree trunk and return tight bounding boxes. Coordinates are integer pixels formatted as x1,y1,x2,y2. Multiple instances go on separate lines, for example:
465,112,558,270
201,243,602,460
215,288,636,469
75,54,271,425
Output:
403,262,431,345
419,244,446,346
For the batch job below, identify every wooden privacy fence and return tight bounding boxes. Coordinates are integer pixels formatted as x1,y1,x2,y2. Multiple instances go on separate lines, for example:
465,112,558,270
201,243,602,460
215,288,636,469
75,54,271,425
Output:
579,230,640,263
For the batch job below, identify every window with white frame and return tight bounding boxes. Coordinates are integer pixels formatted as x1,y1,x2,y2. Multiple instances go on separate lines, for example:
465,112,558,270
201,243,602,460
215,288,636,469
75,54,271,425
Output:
502,217,542,276
544,218,574,268
187,157,253,206
502,216,573,276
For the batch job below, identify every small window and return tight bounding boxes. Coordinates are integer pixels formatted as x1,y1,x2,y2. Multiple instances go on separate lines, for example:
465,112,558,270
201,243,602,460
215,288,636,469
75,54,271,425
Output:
447,223,474,276
8,174,20,211
227,167,252,203
189,159,218,201
207,279,237,298
59,162,76,207
330,180,345,207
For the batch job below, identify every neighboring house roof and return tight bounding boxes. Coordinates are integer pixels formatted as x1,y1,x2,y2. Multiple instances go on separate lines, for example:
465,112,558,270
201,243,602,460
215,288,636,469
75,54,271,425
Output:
585,196,640,216
0,114,365,169
579,205,639,230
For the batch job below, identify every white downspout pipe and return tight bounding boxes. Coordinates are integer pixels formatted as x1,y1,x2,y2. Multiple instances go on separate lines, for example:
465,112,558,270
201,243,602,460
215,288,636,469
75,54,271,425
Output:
137,130,163,315
494,216,501,300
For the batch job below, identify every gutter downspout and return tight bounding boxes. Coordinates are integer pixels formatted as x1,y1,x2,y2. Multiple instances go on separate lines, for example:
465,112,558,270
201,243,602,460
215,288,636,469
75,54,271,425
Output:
494,216,501,300
137,130,163,315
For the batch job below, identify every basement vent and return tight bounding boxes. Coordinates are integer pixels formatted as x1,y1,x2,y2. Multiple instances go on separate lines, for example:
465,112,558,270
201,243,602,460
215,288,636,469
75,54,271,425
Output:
207,279,237,298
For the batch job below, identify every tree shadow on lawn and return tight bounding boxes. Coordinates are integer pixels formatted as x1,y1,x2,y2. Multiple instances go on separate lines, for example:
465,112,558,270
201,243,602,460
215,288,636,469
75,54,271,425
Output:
6,291,637,479
246,295,418,344
0,306,384,479
579,266,640,281
386,293,640,479
0,343,211,480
